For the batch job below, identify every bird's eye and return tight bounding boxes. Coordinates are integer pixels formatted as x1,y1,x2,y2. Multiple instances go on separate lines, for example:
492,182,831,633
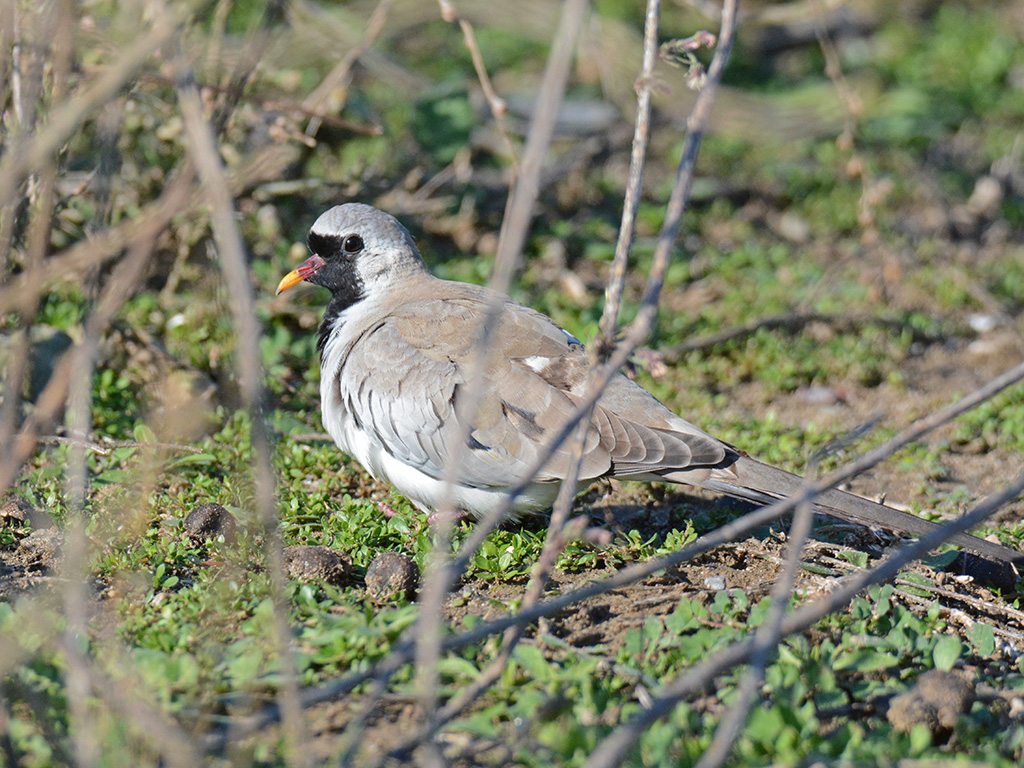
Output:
343,235,364,254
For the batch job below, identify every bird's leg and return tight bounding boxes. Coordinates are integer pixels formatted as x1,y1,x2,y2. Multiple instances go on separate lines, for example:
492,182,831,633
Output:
426,508,471,526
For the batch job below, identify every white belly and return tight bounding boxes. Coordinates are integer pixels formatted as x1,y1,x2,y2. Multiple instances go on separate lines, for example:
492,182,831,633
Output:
317,304,561,518
328,409,559,517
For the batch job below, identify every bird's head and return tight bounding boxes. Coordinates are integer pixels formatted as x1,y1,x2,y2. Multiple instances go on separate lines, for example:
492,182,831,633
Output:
276,203,426,305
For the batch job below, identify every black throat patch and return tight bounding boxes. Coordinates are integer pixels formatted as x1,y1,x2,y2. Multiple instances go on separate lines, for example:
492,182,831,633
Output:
308,232,367,358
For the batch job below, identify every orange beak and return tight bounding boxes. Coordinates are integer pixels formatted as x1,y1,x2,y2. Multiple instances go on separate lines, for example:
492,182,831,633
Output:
276,254,326,295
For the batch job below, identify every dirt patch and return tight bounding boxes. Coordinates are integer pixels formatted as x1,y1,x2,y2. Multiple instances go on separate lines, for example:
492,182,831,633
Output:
0,525,64,601
692,330,1024,524
518,538,783,654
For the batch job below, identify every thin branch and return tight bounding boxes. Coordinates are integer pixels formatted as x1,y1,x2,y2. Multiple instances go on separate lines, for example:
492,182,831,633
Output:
37,435,206,456
892,576,1024,626
0,168,196,494
662,310,949,361
54,635,201,768
137,72,383,135
584,468,1024,768
204,355,1024,750
492,0,590,281
391,0,655,752
390,421,595,762
598,0,661,346
302,0,393,137
696,455,817,768
446,0,741,580
175,70,309,767
62,126,162,768
0,167,195,317
397,0,660,743
627,0,737,343
438,0,519,166
414,0,591,733
0,3,190,210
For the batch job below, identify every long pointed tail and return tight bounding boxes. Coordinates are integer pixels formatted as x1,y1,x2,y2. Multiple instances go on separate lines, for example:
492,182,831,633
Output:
688,456,1024,566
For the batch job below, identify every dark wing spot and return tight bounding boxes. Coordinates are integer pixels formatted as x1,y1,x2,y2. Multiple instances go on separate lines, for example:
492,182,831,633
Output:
466,432,491,451
501,401,545,438
529,344,589,392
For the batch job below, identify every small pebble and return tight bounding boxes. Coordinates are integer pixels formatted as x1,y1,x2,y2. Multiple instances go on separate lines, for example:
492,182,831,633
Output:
797,385,840,406
16,528,64,565
704,575,727,591
967,313,999,333
365,552,419,602
966,175,1003,217
0,495,53,529
0,495,33,526
184,503,237,542
771,211,811,244
887,669,975,734
283,545,352,585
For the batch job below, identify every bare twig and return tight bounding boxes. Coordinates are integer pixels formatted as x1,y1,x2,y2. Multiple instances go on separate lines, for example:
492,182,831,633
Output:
809,0,880,250
303,0,393,137
0,3,13,132
662,310,948,361
597,0,661,348
388,1,659,752
55,635,201,768
37,434,206,455
414,0,591,736
438,0,519,166
584,468,1024,768
206,355,1024,750
891,575,1024,626
175,70,308,767
628,0,737,338
390,422,595,762
62,145,163,768
493,0,590,280
447,0,742,573
0,167,195,317
0,696,15,768
0,4,189,210
137,72,384,135
697,453,818,768
0,168,196,493
0,0,77,493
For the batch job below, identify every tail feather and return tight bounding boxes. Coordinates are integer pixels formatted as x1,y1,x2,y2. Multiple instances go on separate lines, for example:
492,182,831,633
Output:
683,456,1023,567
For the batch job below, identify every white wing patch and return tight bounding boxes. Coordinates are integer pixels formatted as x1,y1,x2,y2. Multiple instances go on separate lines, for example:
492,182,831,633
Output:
523,355,551,373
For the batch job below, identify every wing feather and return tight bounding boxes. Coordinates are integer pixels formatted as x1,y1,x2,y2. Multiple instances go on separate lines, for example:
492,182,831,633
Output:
336,287,736,494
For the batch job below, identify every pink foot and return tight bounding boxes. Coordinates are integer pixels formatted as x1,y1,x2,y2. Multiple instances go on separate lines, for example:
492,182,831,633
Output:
426,508,470,525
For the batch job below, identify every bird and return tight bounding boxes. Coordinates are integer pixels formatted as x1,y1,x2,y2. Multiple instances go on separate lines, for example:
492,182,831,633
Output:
276,203,1022,569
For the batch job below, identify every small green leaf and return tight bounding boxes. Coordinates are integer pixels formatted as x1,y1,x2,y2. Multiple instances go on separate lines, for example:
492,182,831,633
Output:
134,424,158,443
97,470,130,483
967,622,996,656
435,656,480,681
746,706,786,743
836,550,869,568
514,644,551,679
899,573,934,598
833,648,900,672
921,549,959,568
933,634,962,670
167,452,216,468
909,722,933,753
